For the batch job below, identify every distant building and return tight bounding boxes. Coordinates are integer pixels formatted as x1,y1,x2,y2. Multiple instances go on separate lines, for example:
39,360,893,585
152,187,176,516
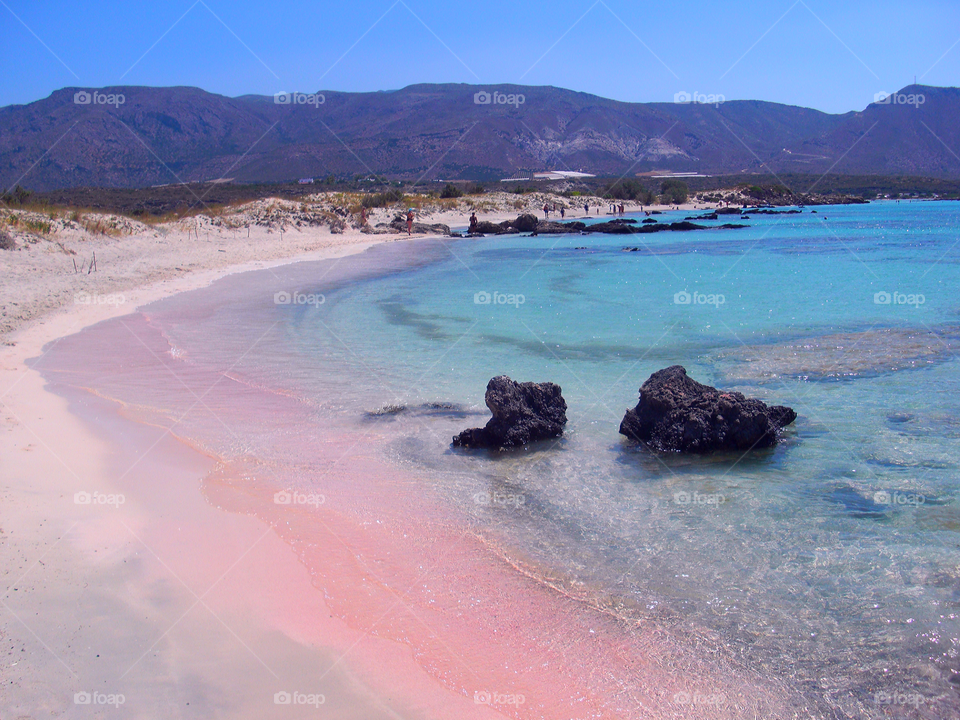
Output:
298,178,314,184
645,172,710,179
532,171,596,180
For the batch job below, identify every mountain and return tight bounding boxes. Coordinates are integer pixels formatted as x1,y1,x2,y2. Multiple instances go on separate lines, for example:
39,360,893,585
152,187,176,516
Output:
1,83,958,191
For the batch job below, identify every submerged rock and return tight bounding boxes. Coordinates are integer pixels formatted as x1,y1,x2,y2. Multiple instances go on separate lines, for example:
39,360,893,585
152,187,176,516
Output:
721,326,960,381
619,365,796,453
827,484,888,520
452,376,567,450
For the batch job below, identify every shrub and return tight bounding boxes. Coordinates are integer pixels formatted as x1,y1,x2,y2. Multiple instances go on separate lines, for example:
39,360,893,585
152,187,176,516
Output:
361,188,405,208
1,185,32,207
660,179,688,204
440,183,463,199
605,179,643,200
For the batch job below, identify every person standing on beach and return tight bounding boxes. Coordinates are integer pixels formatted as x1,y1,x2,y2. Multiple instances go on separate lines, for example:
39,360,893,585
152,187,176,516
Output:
360,207,367,226
584,203,589,216
469,212,478,233
543,203,549,219
560,207,565,219
406,209,414,236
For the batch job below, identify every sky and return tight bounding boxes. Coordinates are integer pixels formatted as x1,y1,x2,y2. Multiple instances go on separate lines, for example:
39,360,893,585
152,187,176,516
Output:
2,0,959,113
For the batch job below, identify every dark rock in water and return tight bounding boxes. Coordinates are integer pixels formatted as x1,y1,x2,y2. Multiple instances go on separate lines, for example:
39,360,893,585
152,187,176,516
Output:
469,214,566,236
366,401,474,421
827,484,888,519
513,213,539,232
473,220,514,234
547,219,748,238
533,220,582,235
365,404,406,417
587,220,641,234
637,221,703,233
453,376,567,450
619,365,797,453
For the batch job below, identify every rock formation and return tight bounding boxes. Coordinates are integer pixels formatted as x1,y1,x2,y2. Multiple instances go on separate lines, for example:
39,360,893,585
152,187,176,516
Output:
619,365,796,453
453,376,567,449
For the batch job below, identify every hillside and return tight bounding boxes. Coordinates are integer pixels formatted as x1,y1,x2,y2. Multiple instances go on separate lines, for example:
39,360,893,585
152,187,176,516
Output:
1,83,958,191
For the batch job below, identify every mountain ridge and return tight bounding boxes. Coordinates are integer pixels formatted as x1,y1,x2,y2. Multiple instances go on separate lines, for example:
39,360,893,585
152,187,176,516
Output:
2,83,957,191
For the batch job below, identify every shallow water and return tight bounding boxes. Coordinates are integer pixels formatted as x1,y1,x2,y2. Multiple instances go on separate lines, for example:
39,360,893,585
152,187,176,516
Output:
39,200,960,718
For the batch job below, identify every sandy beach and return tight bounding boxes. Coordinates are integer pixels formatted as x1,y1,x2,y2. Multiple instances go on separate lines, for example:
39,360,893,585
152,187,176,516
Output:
0,190,703,337
1,205,493,717
0,194,790,719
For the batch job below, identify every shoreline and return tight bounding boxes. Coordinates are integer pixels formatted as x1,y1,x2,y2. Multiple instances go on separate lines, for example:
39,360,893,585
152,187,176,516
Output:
1,229,813,718
2,235,496,718
0,192,707,339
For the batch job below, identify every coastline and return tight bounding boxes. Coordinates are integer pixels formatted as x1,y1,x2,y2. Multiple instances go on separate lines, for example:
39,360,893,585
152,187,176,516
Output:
0,192,702,338
2,222,812,718
1,234,505,718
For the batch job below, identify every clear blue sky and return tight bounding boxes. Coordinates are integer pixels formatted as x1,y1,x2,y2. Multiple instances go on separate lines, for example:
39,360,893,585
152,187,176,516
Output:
2,0,958,113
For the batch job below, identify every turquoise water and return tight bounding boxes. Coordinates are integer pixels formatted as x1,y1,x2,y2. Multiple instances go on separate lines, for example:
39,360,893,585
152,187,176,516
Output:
292,200,960,717
46,200,960,717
